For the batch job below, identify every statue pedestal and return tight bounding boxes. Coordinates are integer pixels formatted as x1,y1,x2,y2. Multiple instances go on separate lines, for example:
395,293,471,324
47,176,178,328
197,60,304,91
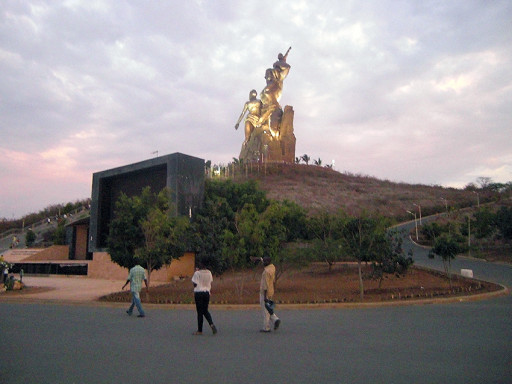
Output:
239,105,296,164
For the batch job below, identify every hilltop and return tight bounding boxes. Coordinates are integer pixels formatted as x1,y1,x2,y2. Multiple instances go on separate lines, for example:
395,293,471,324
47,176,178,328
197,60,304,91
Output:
1,163,493,236
227,163,490,219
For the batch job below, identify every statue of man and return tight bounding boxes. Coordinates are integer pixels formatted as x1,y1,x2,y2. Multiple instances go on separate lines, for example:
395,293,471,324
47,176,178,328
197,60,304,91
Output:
257,47,292,139
235,89,262,145
272,48,291,83
260,48,291,109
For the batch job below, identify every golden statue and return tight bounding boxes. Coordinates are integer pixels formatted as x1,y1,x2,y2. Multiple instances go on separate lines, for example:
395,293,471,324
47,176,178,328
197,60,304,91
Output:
235,47,296,163
235,89,262,146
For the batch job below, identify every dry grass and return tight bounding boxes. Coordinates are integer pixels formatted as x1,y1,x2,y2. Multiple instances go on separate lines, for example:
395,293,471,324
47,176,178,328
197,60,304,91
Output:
223,163,493,219
99,264,501,305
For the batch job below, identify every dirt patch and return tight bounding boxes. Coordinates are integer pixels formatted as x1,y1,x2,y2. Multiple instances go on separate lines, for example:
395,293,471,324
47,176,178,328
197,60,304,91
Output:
100,264,502,305
0,286,54,296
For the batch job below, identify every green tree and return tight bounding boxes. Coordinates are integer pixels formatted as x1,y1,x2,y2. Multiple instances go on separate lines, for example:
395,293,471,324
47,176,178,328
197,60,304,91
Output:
235,203,265,263
429,234,464,288
472,207,496,239
496,206,512,239
107,187,187,287
190,198,231,274
372,229,414,288
25,229,36,247
229,200,308,282
420,222,443,242
342,215,387,301
301,154,311,165
52,219,67,245
280,200,308,241
191,179,270,274
135,206,189,287
307,210,347,270
257,201,307,282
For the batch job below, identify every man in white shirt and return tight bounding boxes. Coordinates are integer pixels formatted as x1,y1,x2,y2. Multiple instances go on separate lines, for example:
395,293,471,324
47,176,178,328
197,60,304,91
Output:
192,261,217,335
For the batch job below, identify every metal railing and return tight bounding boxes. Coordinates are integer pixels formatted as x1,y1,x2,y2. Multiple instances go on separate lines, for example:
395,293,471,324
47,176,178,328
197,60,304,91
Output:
0,206,90,240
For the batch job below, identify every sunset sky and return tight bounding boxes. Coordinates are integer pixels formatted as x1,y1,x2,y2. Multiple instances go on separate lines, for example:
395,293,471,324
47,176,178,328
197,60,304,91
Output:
1,0,511,218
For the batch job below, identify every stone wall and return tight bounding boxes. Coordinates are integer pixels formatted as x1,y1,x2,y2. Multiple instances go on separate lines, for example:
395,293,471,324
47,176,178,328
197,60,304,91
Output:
88,251,195,282
24,245,70,261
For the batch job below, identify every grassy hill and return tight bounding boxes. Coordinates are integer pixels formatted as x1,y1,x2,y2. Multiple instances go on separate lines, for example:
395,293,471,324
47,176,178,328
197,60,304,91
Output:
227,163,492,220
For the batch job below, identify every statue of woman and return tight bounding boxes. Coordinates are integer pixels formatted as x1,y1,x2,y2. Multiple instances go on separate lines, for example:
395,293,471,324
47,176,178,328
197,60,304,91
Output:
235,89,262,145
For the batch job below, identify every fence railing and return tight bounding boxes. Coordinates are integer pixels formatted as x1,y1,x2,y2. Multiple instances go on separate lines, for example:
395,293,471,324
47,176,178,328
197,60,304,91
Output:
0,206,90,240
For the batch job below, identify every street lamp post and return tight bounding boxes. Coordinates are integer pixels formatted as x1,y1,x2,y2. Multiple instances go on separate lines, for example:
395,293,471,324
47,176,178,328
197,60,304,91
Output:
413,203,422,225
467,215,471,249
407,210,418,241
440,197,448,214
473,191,480,208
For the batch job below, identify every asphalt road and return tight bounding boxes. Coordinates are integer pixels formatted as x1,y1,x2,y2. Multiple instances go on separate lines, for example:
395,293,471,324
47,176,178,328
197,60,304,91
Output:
0,221,511,384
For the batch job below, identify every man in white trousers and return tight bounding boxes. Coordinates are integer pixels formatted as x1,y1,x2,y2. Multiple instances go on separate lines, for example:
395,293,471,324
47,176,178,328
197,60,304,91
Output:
259,256,281,333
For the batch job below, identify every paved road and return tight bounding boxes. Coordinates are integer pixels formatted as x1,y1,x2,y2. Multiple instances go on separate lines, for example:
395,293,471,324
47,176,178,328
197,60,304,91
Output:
0,221,511,384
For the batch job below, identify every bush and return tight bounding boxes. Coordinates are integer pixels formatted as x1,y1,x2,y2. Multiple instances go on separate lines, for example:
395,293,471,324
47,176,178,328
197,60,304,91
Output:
496,206,512,239
25,230,36,247
421,222,443,242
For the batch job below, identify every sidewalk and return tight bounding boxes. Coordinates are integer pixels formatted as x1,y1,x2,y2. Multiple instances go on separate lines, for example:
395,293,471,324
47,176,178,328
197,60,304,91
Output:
0,275,125,303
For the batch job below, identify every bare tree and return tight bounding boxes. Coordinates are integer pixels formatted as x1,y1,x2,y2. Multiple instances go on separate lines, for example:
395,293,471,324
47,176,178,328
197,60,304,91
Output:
476,177,493,189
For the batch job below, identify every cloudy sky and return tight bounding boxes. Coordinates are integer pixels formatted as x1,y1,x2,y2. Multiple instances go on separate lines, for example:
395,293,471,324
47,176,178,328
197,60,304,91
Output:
1,1,511,219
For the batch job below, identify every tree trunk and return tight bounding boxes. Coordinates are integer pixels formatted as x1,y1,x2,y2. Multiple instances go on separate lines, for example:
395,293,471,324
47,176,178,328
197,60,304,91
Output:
358,260,364,301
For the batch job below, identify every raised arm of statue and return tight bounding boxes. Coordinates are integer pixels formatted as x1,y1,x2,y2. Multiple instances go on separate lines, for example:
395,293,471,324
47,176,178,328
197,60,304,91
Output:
272,47,291,83
282,46,291,61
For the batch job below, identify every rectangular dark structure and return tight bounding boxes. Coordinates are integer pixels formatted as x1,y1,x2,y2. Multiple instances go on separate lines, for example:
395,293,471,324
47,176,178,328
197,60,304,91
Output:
89,152,204,252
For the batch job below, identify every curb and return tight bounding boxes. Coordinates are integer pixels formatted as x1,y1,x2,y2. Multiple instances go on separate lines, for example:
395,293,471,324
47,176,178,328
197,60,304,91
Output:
1,284,508,309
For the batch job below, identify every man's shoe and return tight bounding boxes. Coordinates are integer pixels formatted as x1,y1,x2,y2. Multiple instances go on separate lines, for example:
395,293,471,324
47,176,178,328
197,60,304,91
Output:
126,310,132,316
274,319,281,330
211,324,218,335
260,329,271,333
137,314,145,318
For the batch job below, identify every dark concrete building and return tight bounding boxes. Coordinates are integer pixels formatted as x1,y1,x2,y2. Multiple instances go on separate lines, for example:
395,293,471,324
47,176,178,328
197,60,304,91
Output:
88,152,204,253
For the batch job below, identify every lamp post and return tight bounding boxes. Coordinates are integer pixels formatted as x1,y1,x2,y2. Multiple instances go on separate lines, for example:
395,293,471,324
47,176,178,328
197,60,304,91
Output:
440,197,448,214
413,203,422,225
473,191,480,208
467,215,471,249
407,210,418,241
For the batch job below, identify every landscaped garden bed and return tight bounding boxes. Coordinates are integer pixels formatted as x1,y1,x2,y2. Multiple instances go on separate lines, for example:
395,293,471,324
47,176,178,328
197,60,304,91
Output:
99,263,503,305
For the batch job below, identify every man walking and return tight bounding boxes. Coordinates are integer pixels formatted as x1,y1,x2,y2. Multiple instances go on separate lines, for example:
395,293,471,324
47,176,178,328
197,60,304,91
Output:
122,264,148,318
260,256,281,332
191,261,218,335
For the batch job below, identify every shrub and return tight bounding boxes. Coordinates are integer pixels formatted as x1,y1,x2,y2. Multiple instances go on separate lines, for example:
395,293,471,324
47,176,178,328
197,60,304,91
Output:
25,229,36,247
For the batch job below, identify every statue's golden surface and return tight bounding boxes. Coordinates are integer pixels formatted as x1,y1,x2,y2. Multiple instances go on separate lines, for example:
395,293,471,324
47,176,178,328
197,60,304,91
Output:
235,89,261,146
235,48,296,163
